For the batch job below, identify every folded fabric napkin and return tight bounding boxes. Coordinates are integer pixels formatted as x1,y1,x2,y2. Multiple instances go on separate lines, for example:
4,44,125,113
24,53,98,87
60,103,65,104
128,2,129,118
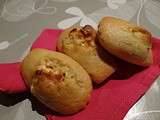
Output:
0,29,160,120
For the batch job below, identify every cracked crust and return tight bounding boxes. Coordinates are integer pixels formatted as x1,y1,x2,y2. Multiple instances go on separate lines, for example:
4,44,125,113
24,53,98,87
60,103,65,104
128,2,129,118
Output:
57,25,116,84
21,48,92,114
98,17,153,66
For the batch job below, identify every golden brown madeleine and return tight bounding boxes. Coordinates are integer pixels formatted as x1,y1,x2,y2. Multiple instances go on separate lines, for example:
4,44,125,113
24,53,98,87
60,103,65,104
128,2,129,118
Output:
98,17,152,66
58,25,116,84
21,48,92,114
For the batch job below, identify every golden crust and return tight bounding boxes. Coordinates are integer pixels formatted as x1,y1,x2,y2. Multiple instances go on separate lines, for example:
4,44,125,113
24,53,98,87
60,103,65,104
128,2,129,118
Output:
98,16,152,66
21,48,92,114
58,25,116,84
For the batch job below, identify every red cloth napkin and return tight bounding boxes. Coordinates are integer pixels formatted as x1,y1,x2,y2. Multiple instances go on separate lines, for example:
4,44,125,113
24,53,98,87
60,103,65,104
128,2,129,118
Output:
0,29,160,120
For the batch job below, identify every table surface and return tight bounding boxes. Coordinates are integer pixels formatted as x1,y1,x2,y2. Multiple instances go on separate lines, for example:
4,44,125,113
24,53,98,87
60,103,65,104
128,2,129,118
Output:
0,0,160,120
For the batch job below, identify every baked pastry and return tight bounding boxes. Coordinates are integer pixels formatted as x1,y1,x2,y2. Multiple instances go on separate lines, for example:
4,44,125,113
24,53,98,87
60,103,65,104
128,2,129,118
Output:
57,25,116,84
21,48,92,114
98,17,152,66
